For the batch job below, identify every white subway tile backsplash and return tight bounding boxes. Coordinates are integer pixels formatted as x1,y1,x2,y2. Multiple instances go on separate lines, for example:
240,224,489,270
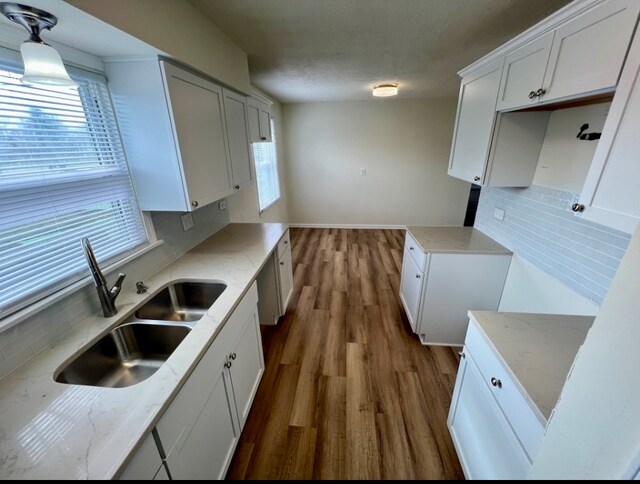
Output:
476,186,631,305
0,203,230,379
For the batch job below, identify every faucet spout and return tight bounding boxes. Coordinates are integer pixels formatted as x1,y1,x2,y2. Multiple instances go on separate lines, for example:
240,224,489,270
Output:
81,237,126,318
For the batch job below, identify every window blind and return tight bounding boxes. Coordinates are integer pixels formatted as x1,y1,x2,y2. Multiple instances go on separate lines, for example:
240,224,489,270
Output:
253,118,281,212
0,58,147,318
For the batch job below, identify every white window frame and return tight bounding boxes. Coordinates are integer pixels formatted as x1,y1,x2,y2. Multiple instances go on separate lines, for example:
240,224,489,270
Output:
0,45,160,327
253,116,282,214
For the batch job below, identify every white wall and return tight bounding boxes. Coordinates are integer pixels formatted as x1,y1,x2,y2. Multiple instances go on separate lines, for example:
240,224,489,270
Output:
282,98,471,226
67,0,251,93
529,224,640,479
498,255,599,315
533,102,611,193
227,100,289,223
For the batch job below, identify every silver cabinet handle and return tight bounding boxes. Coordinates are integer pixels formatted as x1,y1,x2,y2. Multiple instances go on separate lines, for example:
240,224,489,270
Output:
458,351,465,359
529,90,537,99
284,240,288,245
416,274,421,279
571,203,585,213
191,200,199,208
536,88,546,97
229,353,237,360
224,361,232,369
260,136,267,141
235,185,240,190
474,176,481,182
280,261,284,266
491,377,502,389
409,246,414,251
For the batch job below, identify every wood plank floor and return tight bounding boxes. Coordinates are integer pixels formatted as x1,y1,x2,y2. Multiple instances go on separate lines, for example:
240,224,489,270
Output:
226,228,464,480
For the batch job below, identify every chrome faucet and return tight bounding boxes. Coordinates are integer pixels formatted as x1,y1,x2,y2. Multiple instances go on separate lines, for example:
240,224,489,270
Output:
81,237,126,317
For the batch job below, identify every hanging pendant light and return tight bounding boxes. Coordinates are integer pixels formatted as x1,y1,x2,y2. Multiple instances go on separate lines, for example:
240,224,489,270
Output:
0,2,78,88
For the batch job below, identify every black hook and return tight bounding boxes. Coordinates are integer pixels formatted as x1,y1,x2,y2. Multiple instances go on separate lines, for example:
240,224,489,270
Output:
577,123,601,141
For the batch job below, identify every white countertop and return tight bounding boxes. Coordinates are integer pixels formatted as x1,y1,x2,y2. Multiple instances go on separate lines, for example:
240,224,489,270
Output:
0,222,288,480
468,311,595,423
406,226,511,255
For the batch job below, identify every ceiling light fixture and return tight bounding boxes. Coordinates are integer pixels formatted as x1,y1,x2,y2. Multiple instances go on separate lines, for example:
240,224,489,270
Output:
0,2,77,87
372,83,398,97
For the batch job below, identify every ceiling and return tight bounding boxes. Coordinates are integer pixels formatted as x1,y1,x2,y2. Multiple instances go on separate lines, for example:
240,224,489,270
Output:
190,0,571,103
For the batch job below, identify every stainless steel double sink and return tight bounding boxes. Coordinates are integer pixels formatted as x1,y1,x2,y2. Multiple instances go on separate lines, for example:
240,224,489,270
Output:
55,281,226,389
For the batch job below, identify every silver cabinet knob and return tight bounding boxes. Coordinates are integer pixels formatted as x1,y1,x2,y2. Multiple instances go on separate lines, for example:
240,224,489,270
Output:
135,281,148,294
571,203,585,213
191,200,199,208
224,361,232,369
491,377,502,389
280,261,285,266
235,185,240,190
416,274,421,279
260,136,267,141
230,353,237,360
284,240,288,245
529,90,537,99
409,246,414,251
474,176,481,182
458,351,465,359
536,88,546,97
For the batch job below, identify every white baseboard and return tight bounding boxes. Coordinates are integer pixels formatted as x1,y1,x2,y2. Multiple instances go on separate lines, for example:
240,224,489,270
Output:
288,223,406,229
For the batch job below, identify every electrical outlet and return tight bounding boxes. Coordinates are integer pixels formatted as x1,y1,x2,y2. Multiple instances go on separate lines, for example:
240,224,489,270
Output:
218,200,227,211
360,168,367,176
181,212,194,232
494,208,505,221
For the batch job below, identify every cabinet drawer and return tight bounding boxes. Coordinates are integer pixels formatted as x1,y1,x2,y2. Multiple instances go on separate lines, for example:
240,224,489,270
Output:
404,231,427,271
277,230,291,258
465,322,544,460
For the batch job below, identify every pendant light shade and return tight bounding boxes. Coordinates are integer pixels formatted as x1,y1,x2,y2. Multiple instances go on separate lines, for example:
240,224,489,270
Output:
0,2,78,88
20,41,77,87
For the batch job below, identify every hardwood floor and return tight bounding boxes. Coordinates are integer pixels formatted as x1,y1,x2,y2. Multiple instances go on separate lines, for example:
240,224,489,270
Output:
226,228,464,480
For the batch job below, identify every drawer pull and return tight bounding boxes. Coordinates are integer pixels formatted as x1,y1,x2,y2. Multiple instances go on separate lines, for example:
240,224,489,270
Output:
491,377,502,389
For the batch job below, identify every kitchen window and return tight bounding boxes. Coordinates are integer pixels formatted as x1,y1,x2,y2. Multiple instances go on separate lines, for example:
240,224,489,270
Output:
0,55,148,319
253,118,281,212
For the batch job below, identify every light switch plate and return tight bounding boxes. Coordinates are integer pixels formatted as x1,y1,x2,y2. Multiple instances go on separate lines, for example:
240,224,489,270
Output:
218,200,227,211
360,168,367,176
494,208,505,221
181,212,194,232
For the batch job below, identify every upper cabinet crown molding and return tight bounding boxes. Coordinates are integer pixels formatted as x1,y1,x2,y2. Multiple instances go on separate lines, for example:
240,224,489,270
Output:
459,0,608,78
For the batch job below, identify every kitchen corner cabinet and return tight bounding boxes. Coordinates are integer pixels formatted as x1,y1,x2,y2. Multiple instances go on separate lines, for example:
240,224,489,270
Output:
448,59,550,187
574,31,640,234
398,231,511,346
497,0,640,111
247,98,272,142
149,283,263,480
222,88,253,191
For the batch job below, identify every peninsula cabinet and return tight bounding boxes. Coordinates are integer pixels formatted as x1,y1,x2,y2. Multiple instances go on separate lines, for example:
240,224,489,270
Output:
497,0,640,111
573,30,640,234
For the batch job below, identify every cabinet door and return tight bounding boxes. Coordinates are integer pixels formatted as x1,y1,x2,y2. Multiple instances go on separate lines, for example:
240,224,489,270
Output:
119,433,164,480
399,248,424,332
541,0,640,104
277,247,293,313
163,368,238,480
228,308,265,430
448,353,530,480
577,31,640,234
247,103,261,143
497,33,554,111
448,59,504,184
258,109,272,142
223,89,253,190
162,62,234,210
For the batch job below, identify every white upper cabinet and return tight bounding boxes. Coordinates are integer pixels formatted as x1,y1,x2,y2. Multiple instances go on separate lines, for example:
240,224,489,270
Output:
574,32,640,234
162,62,234,210
222,88,253,191
497,0,640,112
448,60,504,184
540,0,640,104
247,98,272,142
497,33,554,111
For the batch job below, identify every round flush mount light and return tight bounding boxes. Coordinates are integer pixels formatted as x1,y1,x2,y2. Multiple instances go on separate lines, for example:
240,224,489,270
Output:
372,83,398,97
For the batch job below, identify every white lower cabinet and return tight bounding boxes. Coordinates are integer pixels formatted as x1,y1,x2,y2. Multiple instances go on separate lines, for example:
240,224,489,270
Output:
277,246,293,314
399,247,424,332
119,432,165,480
147,283,263,480
448,322,545,480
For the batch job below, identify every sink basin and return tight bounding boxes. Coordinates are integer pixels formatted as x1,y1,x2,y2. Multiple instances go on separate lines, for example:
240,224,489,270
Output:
135,281,226,322
55,322,191,388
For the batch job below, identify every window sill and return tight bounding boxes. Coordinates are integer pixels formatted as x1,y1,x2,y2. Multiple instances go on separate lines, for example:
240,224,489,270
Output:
0,240,165,334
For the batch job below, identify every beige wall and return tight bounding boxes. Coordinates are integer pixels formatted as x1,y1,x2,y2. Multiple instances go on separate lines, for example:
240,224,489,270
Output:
282,99,470,226
67,0,251,93
227,100,289,223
